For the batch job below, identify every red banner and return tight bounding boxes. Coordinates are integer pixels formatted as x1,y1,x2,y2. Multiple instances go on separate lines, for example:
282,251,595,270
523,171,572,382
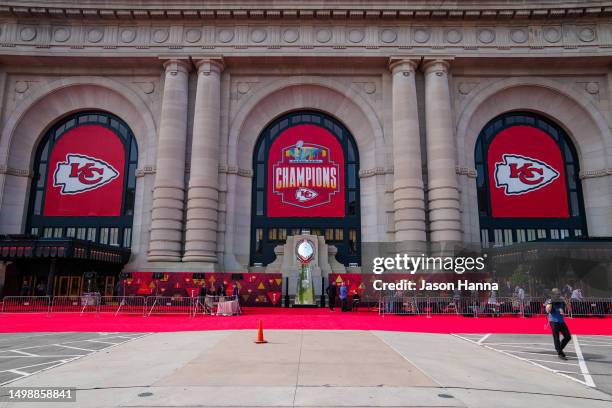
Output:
267,124,344,217
487,125,569,218
124,272,282,307
44,124,125,217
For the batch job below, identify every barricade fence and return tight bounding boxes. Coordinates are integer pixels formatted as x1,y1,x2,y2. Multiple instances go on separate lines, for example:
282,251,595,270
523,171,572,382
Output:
1,296,50,314
379,296,612,317
1,295,611,318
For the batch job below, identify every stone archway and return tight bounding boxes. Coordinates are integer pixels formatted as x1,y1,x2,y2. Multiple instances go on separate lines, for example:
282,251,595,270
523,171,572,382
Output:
456,77,612,242
0,77,157,265
223,79,386,269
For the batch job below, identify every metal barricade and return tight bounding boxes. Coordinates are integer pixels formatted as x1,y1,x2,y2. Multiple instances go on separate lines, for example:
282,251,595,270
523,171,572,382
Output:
470,296,524,317
51,295,100,315
523,297,545,317
98,296,146,316
569,298,611,317
379,296,420,315
1,296,50,313
145,296,194,316
456,297,480,317
426,297,461,315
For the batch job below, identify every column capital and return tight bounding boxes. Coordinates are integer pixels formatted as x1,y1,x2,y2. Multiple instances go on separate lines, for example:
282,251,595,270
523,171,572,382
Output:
422,58,453,75
194,57,225,75
388,57,419,75
161,58,191,75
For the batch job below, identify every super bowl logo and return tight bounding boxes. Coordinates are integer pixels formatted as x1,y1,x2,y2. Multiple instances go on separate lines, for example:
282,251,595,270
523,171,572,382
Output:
53,153,119,195
272,140,340,208
494,154,560,195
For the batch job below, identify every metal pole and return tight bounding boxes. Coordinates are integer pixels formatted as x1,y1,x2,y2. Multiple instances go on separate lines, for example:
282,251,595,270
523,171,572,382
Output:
320,276,326,308
46,259,56,299
284,276,289,308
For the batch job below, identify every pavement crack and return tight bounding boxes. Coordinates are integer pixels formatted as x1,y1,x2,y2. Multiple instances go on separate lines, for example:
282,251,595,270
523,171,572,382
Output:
292,329,304,408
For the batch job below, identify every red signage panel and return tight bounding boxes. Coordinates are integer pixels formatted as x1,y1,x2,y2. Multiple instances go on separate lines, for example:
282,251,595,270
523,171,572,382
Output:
487,125,569,218
43,124,125,216
267,124,345,217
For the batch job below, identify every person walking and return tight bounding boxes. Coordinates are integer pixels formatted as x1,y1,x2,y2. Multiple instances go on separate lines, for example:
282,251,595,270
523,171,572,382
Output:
339,282,348,312
545,288,572,360
326,281,337,311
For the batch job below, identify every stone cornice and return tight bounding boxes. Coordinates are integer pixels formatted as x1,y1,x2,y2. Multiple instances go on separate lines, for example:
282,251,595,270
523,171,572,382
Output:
359,167,393,178
219,165,252,178
2,2,612,21
0,164,31,177
1,20,611,57
580,168,612,179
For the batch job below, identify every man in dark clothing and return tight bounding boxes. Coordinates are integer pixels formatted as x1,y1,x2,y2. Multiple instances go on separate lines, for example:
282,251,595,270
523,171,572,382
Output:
326,282,337,311
340,283,348,312
351,290,360,311
545,288,572,360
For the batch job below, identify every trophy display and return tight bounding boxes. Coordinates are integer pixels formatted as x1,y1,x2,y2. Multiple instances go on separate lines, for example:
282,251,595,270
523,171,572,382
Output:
295,238,315,305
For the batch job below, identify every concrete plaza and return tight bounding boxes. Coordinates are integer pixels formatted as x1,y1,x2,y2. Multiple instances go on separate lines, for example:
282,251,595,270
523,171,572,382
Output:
0,330,611,408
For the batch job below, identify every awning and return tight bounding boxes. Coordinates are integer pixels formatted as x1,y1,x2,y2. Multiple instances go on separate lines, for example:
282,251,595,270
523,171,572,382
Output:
0,235,131,265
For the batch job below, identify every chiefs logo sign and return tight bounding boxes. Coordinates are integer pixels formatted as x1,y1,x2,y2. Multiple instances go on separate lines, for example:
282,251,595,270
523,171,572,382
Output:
494,154,559,195
272,140,340,208
53,154,119,195
267,124,345,218
43,124,126,217
487,125,569,218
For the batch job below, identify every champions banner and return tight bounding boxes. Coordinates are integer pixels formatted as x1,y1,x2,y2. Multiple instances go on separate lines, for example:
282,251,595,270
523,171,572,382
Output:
267,124,345,217
43,124,125,217
487,125,569,218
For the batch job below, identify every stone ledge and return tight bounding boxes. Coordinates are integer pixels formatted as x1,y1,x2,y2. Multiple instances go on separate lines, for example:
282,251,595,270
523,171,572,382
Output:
0,164,31,177
2,3,610,21
580,168,612,179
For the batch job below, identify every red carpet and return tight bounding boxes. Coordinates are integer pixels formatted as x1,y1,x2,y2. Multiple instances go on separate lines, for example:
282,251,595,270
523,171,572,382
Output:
0,308,610,335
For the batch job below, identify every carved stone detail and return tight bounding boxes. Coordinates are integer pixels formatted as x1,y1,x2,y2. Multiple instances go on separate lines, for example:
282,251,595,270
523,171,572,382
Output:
135,166,156,177
3,21,612,55
456,166,477,178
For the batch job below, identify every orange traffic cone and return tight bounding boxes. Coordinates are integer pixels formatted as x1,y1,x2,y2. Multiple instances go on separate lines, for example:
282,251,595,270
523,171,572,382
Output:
255,319,267,344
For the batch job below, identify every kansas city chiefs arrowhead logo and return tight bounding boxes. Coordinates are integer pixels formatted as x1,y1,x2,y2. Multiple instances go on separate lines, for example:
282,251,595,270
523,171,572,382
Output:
295,187,318,203
494,154,559,195
53,154,119,195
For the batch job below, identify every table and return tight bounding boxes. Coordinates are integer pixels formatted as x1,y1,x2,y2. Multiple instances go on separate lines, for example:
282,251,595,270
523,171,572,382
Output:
216,299,240,316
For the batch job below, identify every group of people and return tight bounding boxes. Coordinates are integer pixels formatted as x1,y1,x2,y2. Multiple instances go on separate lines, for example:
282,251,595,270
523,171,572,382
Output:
325,281,360,312
199,282,239,299
20,279,47,296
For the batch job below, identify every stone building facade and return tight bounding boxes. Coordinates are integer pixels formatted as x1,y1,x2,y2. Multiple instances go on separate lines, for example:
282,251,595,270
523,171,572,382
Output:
1,1,612,291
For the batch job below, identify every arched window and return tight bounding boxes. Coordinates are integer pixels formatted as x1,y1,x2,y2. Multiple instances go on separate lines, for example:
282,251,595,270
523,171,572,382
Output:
475,111,586,247
27,111,138,248
251,111,360,266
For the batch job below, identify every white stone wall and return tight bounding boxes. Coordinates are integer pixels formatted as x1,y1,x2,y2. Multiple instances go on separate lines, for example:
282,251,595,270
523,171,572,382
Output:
1,2,612,272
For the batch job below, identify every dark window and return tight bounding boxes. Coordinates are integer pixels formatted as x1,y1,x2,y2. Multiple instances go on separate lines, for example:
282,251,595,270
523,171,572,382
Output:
250,111,361,266
475,112,586,247
27,111,138,248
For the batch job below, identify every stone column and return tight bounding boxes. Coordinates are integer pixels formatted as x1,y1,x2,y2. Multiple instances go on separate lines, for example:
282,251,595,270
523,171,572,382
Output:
148,59,190,262
389,58,427,244
423,59,462,243
183,58,224,264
